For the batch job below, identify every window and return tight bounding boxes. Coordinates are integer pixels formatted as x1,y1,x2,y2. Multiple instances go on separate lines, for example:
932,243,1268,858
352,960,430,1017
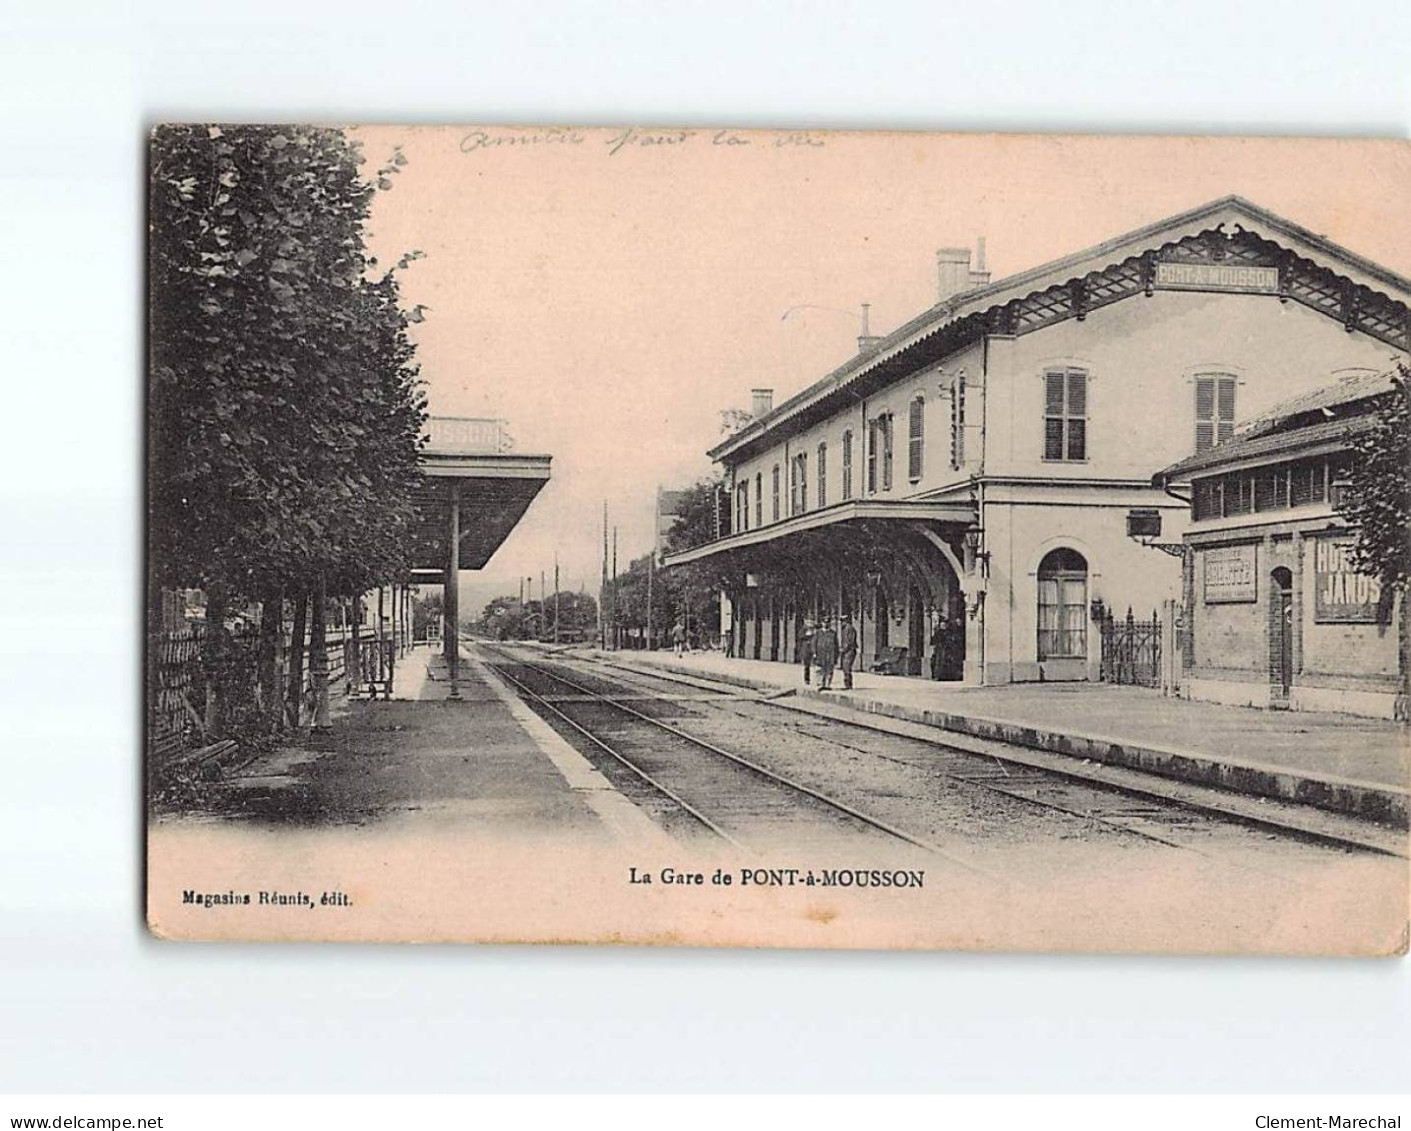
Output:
771,465,780,522
949,376,965,470
1195,374,1236,453
817,442,827,507
908,395,925,481
735,482,748,531
755,473,762,528
841,430,853,499
789,452,808,515
869,413,894,491
1043,368,1087,461
1037,548,1088,660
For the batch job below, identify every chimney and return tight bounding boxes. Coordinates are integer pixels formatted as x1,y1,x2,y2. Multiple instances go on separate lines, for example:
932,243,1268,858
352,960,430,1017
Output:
936,239,991,303
857,302,882,353
971,237,990,288
751,388,774,418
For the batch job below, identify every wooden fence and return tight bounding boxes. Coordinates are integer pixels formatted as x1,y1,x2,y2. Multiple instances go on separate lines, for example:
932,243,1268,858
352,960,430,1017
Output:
147,621,389,757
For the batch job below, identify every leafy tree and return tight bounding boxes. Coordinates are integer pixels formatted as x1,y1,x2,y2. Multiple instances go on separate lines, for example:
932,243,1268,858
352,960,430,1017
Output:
1336,362,1410,718
149,124,427,736
1337,364,1410,593
661,477,728,553
148,125,426,606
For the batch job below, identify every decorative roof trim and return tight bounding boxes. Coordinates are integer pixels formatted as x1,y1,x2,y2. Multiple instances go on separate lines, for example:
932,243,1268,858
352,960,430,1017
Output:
712,196,1411,465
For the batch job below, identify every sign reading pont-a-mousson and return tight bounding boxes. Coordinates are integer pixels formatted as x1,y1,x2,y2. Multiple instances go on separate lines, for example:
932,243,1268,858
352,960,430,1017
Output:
1156,262,1279,293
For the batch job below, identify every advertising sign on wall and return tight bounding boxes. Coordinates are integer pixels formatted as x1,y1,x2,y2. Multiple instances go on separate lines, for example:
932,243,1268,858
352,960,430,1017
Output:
1314,536,1384,623
1203,544,1258,603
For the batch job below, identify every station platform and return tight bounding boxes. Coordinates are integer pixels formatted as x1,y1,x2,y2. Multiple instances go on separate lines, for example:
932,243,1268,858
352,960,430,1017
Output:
568,645,1409,829
217,643,666,846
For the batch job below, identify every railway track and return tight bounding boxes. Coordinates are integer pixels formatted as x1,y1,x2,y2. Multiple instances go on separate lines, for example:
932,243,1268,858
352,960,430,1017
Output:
479,644,997,876
499,645,1395,866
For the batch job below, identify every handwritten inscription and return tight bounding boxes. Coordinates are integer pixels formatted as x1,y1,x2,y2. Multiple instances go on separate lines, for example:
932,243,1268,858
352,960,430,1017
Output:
460,127,827,158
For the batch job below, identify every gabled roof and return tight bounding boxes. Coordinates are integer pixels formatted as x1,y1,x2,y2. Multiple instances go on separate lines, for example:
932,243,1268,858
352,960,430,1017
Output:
1155,369,1397,483
712,196,1411,465
1234,369,1397,436
1155,415,1374,483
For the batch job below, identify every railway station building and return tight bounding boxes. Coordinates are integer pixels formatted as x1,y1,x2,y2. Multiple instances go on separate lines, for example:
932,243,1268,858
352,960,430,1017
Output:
663,196,1410,686
1154,372,1404,720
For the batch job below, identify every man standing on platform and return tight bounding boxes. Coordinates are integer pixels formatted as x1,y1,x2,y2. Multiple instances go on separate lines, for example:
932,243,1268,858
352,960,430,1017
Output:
838,613,858,690
814,617,839,690
800,618,816,685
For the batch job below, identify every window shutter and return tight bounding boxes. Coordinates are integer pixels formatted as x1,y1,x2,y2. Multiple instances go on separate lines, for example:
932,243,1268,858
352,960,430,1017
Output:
882,414,894,490
908,396,924,480
817,443,827,507
1045,371,1065,416
1066,371,1086,418
1044,418,1064,461
1067,417,1086,461
1195,377,1214,452
1195,377,1214,418
1217,377,1236,443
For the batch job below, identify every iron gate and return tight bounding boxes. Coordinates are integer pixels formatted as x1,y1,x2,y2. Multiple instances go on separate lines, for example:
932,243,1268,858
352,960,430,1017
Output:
1099,607,1162,687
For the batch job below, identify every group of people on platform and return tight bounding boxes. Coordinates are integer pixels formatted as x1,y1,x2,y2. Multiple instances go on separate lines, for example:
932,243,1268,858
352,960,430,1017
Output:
796,605,961,689
799,615,859,691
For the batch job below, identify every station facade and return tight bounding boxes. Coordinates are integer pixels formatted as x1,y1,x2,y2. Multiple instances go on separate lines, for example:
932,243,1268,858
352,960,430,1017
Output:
1156,373,1403,719
663,197,1410,685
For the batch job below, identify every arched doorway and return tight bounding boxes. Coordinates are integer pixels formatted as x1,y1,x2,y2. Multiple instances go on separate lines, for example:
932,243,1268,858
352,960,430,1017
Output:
1037,547,1089,677
874,585,890,656
907,584,926,676
1270,566,1293,704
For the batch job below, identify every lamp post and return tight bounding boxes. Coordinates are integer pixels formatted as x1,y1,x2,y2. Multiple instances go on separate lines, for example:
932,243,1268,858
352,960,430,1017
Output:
962,522,983,576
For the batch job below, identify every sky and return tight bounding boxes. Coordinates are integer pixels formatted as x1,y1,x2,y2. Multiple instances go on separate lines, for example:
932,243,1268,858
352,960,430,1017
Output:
357,127,1411,616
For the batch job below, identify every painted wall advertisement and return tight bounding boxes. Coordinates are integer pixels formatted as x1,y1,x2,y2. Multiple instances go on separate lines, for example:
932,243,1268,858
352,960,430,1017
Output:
1203,544,1257,603
1313,536,1384,623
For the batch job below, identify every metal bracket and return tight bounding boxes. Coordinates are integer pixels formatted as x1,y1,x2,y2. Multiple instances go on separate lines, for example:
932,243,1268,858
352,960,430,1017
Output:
1134,536,1186,559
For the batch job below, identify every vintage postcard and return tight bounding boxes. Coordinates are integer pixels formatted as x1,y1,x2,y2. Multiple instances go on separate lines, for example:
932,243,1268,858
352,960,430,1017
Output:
146,126,1410,953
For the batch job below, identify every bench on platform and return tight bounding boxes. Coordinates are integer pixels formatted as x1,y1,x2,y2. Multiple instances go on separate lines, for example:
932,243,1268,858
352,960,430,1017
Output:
870,646,909,675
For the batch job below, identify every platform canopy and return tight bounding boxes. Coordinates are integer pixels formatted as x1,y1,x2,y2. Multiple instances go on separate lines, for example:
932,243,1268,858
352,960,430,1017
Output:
410,417,551,573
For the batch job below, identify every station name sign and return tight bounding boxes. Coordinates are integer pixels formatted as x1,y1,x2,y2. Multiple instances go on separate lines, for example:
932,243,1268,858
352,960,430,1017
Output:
1203,544,1257,603
1314,536,1384,623
1156,262,1279,293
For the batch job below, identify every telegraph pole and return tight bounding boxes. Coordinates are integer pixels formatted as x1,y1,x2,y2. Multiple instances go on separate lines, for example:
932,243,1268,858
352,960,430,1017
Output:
601,504,608,649
646,548,654,651
553,554,560,645
611,525,618,650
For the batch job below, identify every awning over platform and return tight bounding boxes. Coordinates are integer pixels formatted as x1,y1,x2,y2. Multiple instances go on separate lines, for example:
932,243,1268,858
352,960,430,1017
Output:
411,419,551,573
661,498,974,569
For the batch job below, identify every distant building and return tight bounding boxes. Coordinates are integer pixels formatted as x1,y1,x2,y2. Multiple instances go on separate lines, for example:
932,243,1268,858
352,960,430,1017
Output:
654,486,692,559
1155,371,1402,719
664,197,1410,685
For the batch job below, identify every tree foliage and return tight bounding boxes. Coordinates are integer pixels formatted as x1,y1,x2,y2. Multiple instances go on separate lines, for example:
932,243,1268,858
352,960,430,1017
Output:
661,477,728,554
1337,363,1411,594
477,592,598,640
149,125,427,603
